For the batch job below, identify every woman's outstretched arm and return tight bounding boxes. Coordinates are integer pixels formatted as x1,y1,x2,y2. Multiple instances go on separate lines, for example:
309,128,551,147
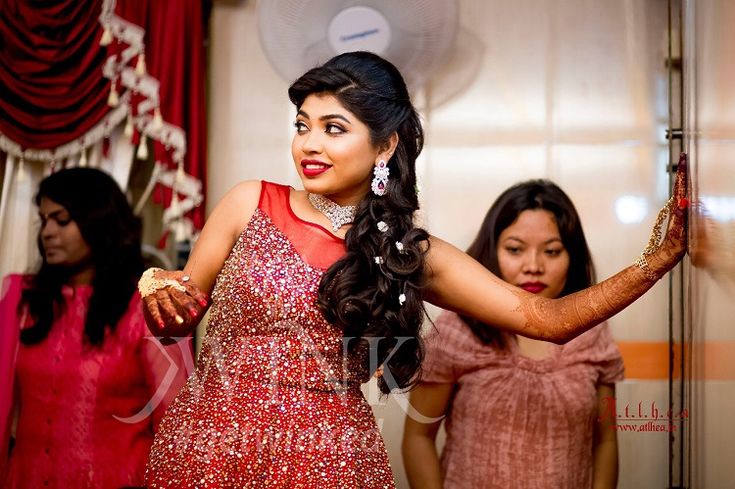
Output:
424,161,687,343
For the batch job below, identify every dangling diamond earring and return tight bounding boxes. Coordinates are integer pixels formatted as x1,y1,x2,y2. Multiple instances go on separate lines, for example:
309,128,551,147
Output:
371,159,389,196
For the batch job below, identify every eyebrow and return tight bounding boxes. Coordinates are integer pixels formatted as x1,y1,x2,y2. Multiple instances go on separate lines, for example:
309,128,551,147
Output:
297,110,352,125
38,210,67,219
503,236,563,245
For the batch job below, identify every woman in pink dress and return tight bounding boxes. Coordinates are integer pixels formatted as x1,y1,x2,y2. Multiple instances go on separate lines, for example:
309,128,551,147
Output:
139,52,687,487
0,282,18,483
403,180,624,489
1,168,191,488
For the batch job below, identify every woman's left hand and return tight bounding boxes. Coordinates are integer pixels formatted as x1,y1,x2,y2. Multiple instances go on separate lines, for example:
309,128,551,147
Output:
648,152,689,278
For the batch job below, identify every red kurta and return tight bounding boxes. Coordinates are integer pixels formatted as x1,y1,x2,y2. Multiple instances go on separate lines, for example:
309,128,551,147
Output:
1,274,192,488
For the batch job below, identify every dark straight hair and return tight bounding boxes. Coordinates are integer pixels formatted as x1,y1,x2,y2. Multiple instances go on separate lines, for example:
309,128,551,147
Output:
20,167,144,346
462,179,596,347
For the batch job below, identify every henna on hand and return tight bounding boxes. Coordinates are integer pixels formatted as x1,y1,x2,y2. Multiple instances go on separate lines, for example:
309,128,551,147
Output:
516,153,688,343
139,268,209,339
647,153,688,276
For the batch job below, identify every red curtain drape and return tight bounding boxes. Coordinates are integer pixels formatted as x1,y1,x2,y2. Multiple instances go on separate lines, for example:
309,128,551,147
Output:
0,0,110,149
0,0,208,233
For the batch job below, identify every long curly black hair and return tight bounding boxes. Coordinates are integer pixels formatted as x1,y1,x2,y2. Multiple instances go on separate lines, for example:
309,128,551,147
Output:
289,52,429,393
20,167,144,346
463,179,596,347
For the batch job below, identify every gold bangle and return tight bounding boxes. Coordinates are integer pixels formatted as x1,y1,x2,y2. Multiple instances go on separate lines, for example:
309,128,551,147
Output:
634,254,659,281
138,267,187,298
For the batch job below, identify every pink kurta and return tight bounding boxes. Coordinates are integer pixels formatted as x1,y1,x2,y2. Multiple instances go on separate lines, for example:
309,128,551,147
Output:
0,277,20,482
422,311,624,489
1,274,192,489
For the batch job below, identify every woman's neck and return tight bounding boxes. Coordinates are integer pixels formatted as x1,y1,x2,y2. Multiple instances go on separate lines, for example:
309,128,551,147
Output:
66,266,95,287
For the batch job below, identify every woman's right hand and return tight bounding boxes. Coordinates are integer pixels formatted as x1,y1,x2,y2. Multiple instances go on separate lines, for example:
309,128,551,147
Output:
139,268,210,339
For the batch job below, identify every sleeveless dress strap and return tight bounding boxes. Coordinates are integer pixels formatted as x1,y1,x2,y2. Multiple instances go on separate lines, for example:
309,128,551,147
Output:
258,181,346,270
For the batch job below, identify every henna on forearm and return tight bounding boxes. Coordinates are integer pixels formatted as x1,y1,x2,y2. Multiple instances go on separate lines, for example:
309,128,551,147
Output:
514,264,658,342
516,154,688,342
517,224,684,342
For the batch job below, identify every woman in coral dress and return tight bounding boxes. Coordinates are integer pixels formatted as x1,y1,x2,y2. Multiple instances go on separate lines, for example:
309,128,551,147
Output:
403,181,624,489
141,52,688,487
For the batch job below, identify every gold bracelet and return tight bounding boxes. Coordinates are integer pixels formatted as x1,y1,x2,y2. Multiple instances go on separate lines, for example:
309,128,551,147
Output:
138,267,187,298
634,254,659,281
634,196,674,281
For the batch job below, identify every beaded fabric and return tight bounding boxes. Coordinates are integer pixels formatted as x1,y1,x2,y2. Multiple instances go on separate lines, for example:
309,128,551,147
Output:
145,181,395,488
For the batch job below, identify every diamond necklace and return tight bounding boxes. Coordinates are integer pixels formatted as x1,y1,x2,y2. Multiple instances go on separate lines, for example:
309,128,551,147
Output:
307,193,357,232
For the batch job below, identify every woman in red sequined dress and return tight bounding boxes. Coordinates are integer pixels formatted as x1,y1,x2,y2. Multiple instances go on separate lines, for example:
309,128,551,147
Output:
141,52,688,488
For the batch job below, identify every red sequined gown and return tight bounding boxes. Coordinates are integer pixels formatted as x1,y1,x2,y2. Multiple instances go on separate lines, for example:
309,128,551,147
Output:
146,181,395,488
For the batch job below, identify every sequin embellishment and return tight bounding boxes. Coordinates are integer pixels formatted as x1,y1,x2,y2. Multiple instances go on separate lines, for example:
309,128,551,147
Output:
145,204,395,488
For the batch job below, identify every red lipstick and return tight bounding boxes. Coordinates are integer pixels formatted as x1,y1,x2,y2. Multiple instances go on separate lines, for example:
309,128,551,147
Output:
520,282,547,294
301,159,331,177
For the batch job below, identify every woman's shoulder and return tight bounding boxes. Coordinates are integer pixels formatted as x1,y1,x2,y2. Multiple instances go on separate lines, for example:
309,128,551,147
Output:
434,310,467,330
218,180,300,220
205,180,265,238
429,310,486,348
228,179,292,195
563,321,619,356
1,275,31,327
221,180,265,207
1,274,31,296
422,310,506,379
571,320,612,342
3,273,31,285
260,180,292,192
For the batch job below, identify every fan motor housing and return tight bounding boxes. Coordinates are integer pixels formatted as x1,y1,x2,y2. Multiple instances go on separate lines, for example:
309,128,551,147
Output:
327,6,391,55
